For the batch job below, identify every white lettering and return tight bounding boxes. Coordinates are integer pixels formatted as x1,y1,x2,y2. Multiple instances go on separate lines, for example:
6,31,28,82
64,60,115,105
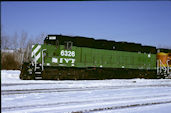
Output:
64,58,70,63
52,58,58,63
71,59,75,63
61,50,65,56
64,50,68,56
68,51,72,57
60,58,63,63
59,58,75,64
60,50,75,57
72,51,75,57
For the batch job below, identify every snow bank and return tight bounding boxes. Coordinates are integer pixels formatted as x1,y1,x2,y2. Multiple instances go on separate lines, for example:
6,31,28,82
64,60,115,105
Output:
1,70,21,83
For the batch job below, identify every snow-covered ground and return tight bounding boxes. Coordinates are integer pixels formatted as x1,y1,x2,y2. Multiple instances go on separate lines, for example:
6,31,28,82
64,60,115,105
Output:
2,70,171,113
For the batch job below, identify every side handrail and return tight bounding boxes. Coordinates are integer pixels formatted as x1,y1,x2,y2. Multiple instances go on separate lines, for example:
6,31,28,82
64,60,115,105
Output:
42,49,47,71
34,54,36,71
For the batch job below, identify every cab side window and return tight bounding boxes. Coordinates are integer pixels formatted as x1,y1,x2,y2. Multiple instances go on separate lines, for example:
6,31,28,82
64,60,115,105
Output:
64,41,73,50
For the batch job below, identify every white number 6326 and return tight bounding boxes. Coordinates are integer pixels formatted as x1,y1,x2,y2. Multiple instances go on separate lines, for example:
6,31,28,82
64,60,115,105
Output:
60,50,75,57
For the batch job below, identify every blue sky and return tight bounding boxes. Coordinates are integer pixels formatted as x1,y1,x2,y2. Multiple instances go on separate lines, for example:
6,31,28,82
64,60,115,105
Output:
1,1,171,48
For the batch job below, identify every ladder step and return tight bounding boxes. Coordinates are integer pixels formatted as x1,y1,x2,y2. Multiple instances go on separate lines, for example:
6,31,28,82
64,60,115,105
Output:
35,72,41,74
36,67,40,69
35,77,42,79
35,74,42,77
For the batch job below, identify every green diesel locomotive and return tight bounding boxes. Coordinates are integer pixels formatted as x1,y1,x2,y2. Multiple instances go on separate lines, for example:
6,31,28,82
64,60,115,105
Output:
20,35,171,80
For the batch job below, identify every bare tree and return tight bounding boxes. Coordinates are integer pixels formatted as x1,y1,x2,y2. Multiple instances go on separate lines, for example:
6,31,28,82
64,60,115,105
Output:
1,31,12,50
23,38,34,62
1,30,49,69
15,31,28,64
12,32,19,50
34,32,47,44
39,32,47,44
20,31,28,49
1,25,9,49
1,35,9,49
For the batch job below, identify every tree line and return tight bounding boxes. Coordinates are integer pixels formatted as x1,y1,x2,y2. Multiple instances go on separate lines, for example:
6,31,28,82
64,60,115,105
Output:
1,30,46,70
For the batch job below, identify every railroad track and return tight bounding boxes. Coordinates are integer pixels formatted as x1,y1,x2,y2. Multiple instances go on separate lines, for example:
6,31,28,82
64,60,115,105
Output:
2,82,171,113
73,100,171,113
2,84,171,95
2,94,171,112
1,82,74,86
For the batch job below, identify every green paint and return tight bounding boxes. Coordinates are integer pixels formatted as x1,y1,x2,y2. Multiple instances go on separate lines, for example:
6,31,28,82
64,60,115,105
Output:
34,44,156,70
